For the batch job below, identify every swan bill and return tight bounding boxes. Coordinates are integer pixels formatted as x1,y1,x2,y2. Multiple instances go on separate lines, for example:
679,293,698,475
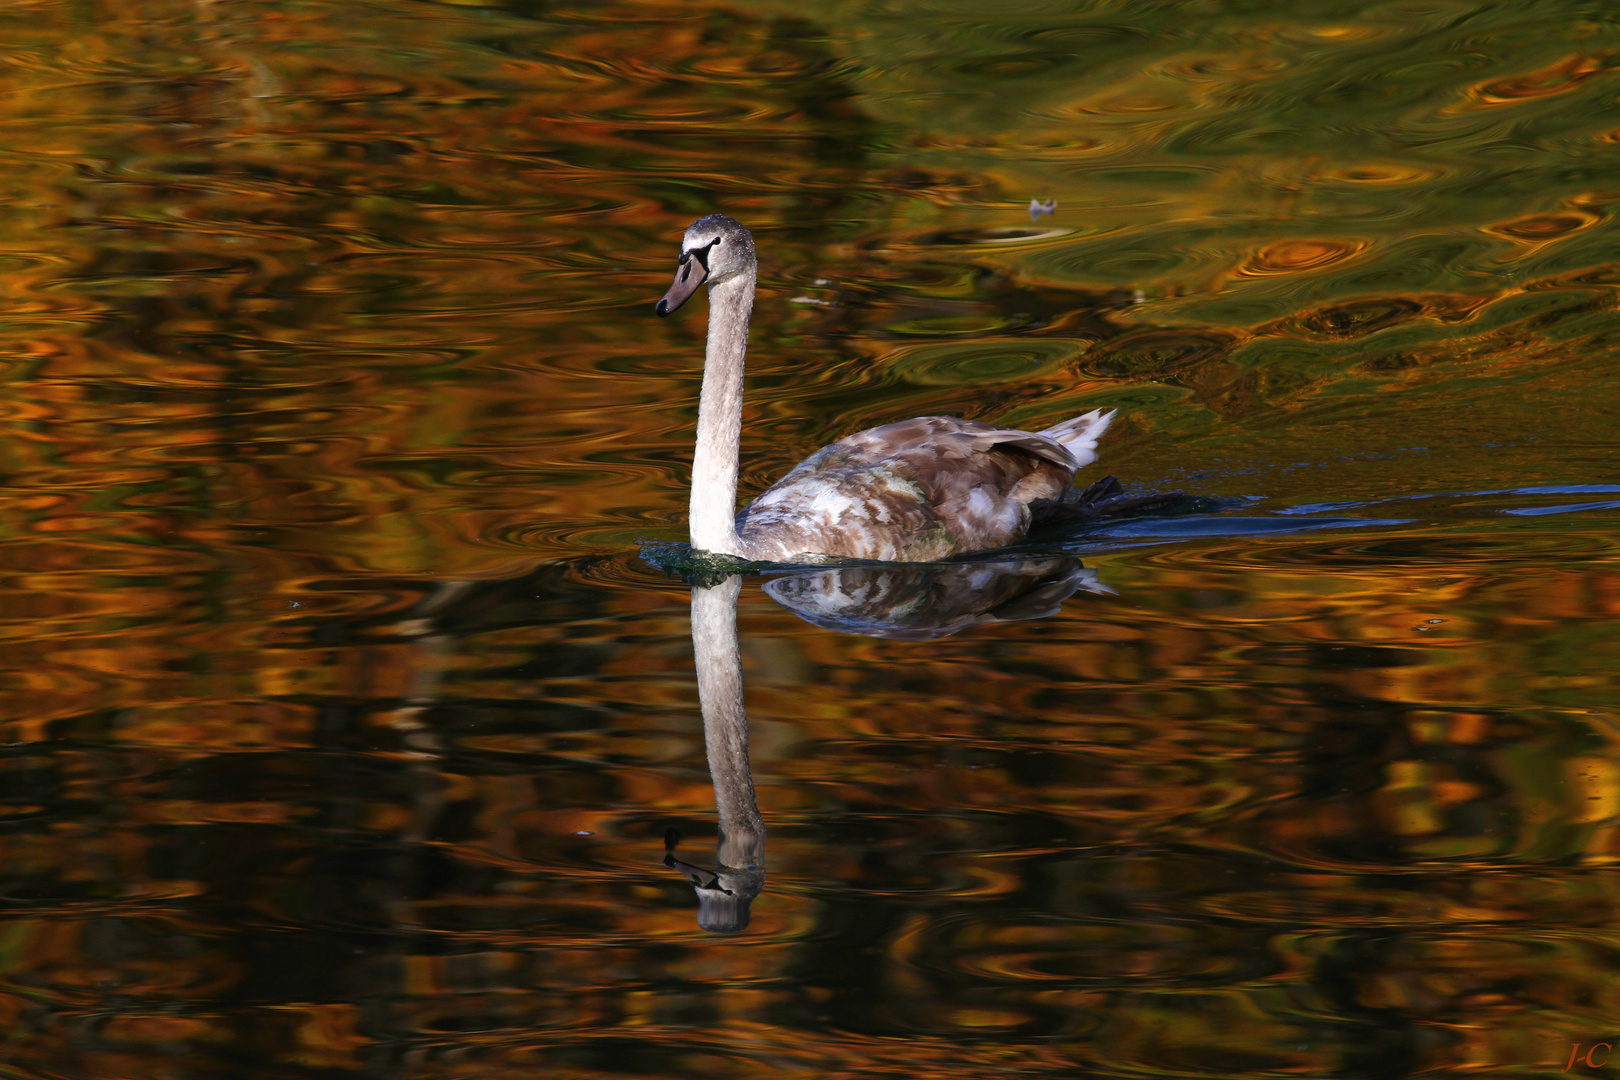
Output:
655,247,711,317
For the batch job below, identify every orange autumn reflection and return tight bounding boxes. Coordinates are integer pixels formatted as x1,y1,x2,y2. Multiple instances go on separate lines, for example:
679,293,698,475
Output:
0,0,1616,1078
1467,51,1615,107
1237,238,1369,277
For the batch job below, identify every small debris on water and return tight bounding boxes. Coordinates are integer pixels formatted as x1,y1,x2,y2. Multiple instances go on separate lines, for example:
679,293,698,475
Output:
1029,198,1057,221
574,830,594,836
789,296,834,306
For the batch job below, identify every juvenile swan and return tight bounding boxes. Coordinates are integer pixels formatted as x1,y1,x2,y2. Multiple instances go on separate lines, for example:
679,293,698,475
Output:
657,214,1114,563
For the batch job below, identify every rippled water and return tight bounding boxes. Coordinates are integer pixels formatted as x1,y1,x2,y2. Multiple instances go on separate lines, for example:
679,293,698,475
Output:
1,1,1618,1077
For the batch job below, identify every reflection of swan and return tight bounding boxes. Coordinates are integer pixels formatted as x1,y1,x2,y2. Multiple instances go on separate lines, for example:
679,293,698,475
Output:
665,558,1110,930
764,558,1110,641
656,214,1115,563
667,575,766,934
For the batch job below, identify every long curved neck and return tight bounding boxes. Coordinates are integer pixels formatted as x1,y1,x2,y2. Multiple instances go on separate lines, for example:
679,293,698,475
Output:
691,576,765,871
689,271,755,557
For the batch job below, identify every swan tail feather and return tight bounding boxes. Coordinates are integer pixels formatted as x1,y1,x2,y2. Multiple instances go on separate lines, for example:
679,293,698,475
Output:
1039,408,1115,469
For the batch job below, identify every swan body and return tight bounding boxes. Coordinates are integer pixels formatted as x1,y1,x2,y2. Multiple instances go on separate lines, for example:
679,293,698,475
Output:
657,214,1115,563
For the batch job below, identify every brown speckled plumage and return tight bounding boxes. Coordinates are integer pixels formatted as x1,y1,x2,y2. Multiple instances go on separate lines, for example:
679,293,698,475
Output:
737,416,1081,562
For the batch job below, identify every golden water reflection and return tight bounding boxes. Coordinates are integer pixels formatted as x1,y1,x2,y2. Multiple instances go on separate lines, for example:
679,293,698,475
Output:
0,0,1617,1077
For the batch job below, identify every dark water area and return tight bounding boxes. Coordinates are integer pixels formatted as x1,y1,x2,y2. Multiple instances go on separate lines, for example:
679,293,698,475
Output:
1,1,1619,1077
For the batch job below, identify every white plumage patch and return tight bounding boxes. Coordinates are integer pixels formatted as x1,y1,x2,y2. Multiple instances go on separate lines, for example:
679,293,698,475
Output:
1039,408,1115,468
964,486,997,524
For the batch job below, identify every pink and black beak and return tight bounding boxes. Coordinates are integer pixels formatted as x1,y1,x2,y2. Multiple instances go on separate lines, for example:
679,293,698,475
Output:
655,239,717,317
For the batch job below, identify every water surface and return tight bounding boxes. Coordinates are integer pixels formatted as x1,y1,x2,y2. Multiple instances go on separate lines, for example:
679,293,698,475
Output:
0,1,1617,1077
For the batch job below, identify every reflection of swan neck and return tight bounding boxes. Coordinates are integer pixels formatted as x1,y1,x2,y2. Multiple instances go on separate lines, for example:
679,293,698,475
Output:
689,273,754,557
690,576,765,933
693,576,760,838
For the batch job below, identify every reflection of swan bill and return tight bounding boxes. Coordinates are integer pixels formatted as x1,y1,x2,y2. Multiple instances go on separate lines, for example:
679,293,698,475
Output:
764,557,1111,641
664,827,763,935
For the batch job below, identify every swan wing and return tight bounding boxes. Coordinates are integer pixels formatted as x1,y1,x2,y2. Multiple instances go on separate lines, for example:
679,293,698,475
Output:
827,416,1079,473
738,417,1078,561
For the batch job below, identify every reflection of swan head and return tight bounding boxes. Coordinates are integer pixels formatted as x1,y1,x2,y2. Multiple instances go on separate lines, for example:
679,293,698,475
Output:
663,828,765,935
763,558,1112,640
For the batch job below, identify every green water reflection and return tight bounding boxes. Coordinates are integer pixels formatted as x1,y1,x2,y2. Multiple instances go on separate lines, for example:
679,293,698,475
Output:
0,0,1616,1077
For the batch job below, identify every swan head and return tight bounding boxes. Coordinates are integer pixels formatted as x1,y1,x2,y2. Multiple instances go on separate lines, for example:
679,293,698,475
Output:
655,214,756,317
